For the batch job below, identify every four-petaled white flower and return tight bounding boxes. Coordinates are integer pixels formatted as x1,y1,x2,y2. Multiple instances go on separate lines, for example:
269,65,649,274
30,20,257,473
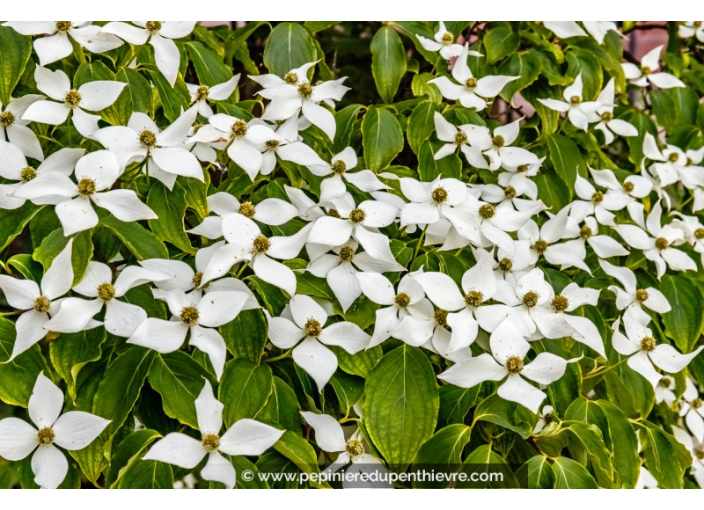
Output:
591,79,638,144
308,147,387,203
416,21,479,60
0,95,46,161
187,75,240,117
622,45,685,89
538,74,599,130
543,21,618,44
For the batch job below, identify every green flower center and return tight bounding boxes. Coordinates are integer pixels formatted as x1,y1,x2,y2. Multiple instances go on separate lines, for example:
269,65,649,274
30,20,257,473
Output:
591,191,603,204
580,225,592,239
231,120,248,138
441,32,454,45
534,239,549,255
434,309,448,327
146,21,163,34
349,208,366,224
641,66,652,76
522,291,539,308
192,271,210,291
97,283,115,302
478,204,495,219
635,289,649,302
395,292,410,309
345,438,365,460
601,111,613,122
623,181,634,193
77,178,96,197
464,290,484,308
331,160,347,175
20,166,37,183
492,135,505,148
505,356,524,374
640,336,656,352
139,130,157,148
668,152,679,163
431,187,448,204
454,130,468,146
55,21,72,33
0,111,15,127
504,186,516,200
180,306,200,325
304,318,322,338
298,82,313,100
34,296,51,313
339,246,356,262
284,72,299,85
238,201,256,218
695,228,704,240
327,209,341,218
252,235,270,254
64,90,82,108
498,258,513,273
551,294,569,312
37,426,55,445
517,164,528,173
569,95,581,105
693,398,703,410
655,237,669,251
265,140,280,151
201,434,220,452
195,85,209,102
465,77,477,90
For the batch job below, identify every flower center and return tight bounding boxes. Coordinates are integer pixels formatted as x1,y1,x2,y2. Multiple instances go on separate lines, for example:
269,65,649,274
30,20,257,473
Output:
498,257,513,272
349,208,366,224
345,438,365,460
55,21,72,33
77,178,96,197
64,89,82,108
696,21,703,28
238,201,256,218
20,166,37,183
284,72,299,85
201,433,220,452
697,450,704,460
339,246,356,262
522,291,539,308
569,95,581,105
591,191,603,204
695,228,704,240
37,426,55,445
505,356,524,374
668,152,679,163
465,77,477,90
252,235,270,254
492,135,505,148
693,398,703,410
441,32,454,45
395,292,410,309
464,290,484,308
231,120,248,138
517,164,528,173
146,21,163,34
623,181,634,193
478,204,495,219
655,237,668,251
431,186,448,204
195,85,209,102
551,294,569,312
97,283,115,302
640,336,656,352
543,412,555,424
659,377,671,388
580,225,592,239
331,159,347,175
180,306,200,325
298,82,313,100
434,309,448,327
635,289,649,302
600,111,613,122
454,130,467,146
304,318,322,338
139,129,157,148
0,111,15,127
534,239,548,255
34,296,51,313
192,271,210,291
641,66,652,76
504,186,516,200
327,209,341,218
265,140,280,151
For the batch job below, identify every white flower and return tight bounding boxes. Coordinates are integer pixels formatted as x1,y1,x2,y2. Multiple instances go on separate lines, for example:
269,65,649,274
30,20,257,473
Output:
128,289,249,379
102,21,196,85
543,21,618,44
589,167,652,222
518,207,585,269
416,21,475,60
430,44,517,111
642,132,704,189
497,157,544,200
591,79,638,144
22,66,125,137
267,294,370,390
655,375,677,406
570,174,630,225
622,45,685,89
533,405,557,434
0,95,45,161
93,108,203,189
575,216,630,260
0,372,110,489
399,177,468,229
673,425,704,488
612,316,703,389
0,240,73,360
461,119,540,171
308,147,387,203
538,74,600,130
44,262,169,337
187,75,240,117
0,141,84,210
598,259,671,326
144,380,283,489
251,122,325,179
681,378,704,442
300,412,391,489
252,62,349,141
680,22,704,42
439,319,573,413
4,21,123,65
13,150,156,236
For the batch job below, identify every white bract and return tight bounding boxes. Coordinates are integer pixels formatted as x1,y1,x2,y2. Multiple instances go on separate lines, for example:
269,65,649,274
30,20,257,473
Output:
538,74,599,130
0,95,45,161
187,75,240,118
622,45,685,89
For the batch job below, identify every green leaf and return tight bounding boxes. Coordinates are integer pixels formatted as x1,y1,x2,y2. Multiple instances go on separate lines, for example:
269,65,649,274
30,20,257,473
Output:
534,171,572,211
498,50,542,102
117,459,174,489
472,394,536,439
0,318,46,407
329,345,382,379
362,106,404,171
407,101,438,155
113,68,153,128
438,383,480,427
273,430,329,488
0,203,42,254
597,400,639,488
412,424,472,488
661,275,703,352
259,376,302,433
186,41,232,86
49,328,106,398
148,352,214,429
99,214,169,260
146,181,196,254
519,456,555,489
552,456,598,488
32,228,93,285
365,345,439,470
547,133,587,187
220,309,268,363
418,140,461,181
457,444,519,488
106,429,162,488
484,26,519,64
263,23,317,77
333,104,365,154
149,70,191,123
0,26,32,106
219,358,273,427
641,421,692,489
567,422,615,488
370,26,407,104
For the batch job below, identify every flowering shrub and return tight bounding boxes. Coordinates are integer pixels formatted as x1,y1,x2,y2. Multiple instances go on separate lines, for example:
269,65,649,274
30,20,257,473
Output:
1,20,704,489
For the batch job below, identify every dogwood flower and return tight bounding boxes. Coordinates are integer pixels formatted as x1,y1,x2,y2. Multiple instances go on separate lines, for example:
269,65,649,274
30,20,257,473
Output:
93,108,203,189
144,381,283,488
399,177,469,229
518,207,585,269
591,79,638,144
300,412,391,489
574,216,630,260
13,150,156,235
673,425,704,488
308,147,387,202
187,75,240,117
248,120,326,178
432,112,478,162
538,74,599,130
416,21,474,60
3,21,122,65
0,239,73,360
430,44,517,111
642,133,704,189
543,21,618,44
681,378,704,442
128,289,250,379
655,376,677,405
680,21,704,42
43,262,169,337
439,319,573,413
253,62,350,141
598,259,671,326
612,316,703,389
22,66,125,137
0,373,110,489
102,21,196,85
570,174,629,225
267,294,370,389
461,119,540,171
0,95,45,161
0,142,84,209
589,168,652,221
622,45,685,89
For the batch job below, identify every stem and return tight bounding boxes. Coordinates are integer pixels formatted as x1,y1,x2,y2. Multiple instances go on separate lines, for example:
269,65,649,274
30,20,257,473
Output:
583,357,628,380
263,348,292,363
236,261,249,278
413,226,428,259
